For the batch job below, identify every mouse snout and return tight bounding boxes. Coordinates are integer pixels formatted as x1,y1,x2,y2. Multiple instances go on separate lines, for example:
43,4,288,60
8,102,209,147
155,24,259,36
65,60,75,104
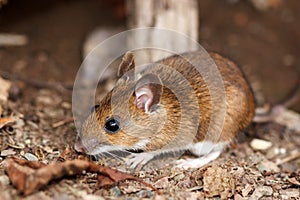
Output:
74,137,100,154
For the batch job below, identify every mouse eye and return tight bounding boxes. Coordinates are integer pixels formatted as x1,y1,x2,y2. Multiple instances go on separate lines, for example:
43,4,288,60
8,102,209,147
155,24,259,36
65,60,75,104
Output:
104,117,120,134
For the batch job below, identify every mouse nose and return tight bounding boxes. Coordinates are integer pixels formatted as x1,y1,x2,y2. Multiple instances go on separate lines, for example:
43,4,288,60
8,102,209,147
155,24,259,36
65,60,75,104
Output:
74,139,86,153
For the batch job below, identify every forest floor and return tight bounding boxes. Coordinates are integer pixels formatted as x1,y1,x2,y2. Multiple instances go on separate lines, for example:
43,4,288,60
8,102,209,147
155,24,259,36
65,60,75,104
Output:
0,0,299,199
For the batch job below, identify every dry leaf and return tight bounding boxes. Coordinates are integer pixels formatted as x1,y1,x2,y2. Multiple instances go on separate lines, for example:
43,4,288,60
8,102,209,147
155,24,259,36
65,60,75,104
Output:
3,158,158,196
288,177,300,186
0,114,20,129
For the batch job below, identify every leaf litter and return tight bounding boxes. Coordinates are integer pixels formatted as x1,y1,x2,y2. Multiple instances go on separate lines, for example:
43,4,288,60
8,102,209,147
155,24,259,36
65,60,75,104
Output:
2,157,158,196
0,55,300,199
0,79,300,199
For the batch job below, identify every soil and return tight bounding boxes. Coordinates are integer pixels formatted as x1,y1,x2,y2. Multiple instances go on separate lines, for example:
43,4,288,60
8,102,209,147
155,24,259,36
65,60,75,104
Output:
0,0,299,199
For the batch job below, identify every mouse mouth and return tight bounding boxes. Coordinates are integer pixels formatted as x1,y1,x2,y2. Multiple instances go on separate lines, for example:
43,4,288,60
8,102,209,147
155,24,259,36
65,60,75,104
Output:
85,143,133,156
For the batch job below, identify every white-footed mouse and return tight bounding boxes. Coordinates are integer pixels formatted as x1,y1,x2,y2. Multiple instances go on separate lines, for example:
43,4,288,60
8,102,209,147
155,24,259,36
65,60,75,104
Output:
74,51,255,169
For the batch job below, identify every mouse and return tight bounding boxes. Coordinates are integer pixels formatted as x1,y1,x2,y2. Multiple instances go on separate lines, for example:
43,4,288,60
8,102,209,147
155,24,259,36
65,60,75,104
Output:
74,51,256,169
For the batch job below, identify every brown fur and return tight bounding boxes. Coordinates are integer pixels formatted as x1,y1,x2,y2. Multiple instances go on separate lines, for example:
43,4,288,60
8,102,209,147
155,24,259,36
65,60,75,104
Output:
79,51,255,152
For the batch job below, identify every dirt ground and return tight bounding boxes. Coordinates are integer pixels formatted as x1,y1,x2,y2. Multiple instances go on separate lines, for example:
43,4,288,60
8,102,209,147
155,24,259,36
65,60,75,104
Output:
0,0,299,199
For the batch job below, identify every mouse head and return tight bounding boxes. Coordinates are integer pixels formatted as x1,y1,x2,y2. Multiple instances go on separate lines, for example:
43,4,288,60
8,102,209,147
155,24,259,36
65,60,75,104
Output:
75,52,166,155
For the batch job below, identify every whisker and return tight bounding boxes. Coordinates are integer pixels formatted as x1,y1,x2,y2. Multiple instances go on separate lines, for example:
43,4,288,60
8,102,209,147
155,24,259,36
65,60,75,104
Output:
92,154,102,161
104,151,125,162
88,146,132,162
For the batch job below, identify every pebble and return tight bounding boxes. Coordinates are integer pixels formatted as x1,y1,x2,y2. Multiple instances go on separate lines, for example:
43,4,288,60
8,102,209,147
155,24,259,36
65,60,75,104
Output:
25,138,31,145
24,152,38,161
250,139,272,150
0,149,16,156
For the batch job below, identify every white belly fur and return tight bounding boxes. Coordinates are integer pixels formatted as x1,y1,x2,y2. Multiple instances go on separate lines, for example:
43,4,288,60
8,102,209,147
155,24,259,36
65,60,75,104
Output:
188,141,229,156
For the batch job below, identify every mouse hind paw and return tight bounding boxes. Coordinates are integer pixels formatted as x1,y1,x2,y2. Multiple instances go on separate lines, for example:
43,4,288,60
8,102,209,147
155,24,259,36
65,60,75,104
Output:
176,150,222,169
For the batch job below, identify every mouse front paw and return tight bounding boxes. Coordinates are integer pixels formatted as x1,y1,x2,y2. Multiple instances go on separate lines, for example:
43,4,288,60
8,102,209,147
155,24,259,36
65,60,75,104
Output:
126,152,154,169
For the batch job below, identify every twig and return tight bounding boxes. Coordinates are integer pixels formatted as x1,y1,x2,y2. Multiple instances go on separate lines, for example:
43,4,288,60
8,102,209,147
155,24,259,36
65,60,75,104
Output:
0,34,28,46
276,151,300,165
52,117,74,128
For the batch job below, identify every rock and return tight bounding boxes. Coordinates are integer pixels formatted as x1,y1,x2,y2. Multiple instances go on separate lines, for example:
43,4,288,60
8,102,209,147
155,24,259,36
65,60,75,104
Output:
250,138,272,150
1,149,16,156
24,152,38,161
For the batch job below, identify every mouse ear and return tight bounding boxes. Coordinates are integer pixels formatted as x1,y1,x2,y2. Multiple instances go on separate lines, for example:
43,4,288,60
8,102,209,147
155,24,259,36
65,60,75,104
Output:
135,74,163,113
117,51,135,78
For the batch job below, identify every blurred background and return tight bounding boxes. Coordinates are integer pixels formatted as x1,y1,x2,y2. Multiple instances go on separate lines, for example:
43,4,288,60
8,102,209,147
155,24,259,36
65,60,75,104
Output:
0,0,299,111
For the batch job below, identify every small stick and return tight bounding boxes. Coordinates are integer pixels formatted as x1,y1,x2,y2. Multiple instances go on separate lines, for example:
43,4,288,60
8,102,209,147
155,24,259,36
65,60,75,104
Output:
276,151,300,165
0,34,28,46
52,117,74,128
